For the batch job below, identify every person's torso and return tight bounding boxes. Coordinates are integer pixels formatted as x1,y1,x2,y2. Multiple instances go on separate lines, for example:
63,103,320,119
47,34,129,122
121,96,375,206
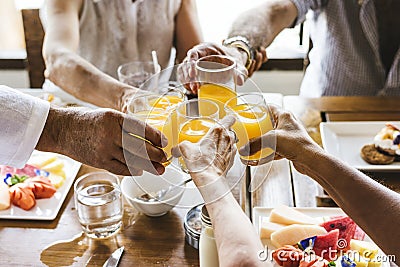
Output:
78,0,181,78
301,0,400,96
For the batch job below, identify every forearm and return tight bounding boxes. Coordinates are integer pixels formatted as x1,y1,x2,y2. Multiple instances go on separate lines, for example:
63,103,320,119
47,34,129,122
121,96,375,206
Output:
207,192,269,267
228,0,297,48
299,146,400,260
45,49,135,110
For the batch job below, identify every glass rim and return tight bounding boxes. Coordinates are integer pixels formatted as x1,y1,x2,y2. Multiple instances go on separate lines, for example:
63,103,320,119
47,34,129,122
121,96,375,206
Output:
127,93,174,114
176,98,220,119
117,61,161,76
195,55,237,73
224,92,267,112
74,171,120,198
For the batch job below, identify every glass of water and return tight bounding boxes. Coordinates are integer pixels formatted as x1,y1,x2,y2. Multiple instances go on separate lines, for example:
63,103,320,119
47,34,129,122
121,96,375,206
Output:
117,61,161,89
74,172,123,239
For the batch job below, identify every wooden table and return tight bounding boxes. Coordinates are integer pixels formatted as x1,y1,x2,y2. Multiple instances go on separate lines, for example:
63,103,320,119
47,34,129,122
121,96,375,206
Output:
2,94,400,266
283,96,400,207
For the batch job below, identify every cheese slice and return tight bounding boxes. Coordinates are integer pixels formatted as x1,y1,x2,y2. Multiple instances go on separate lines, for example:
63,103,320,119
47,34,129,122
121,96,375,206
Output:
271,224,327,248
48,173,65,189
41,160,64,173
28,154,57,169
269,205,319,225
260,220,286,239
350,239,379,259
0,182,10,210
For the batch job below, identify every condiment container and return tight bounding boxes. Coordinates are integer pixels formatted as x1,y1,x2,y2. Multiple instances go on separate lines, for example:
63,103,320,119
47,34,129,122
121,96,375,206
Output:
199,205,219,267
184,204,203,249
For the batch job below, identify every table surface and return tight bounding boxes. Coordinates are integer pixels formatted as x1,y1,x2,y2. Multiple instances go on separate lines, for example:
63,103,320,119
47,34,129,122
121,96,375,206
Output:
1,93,400,266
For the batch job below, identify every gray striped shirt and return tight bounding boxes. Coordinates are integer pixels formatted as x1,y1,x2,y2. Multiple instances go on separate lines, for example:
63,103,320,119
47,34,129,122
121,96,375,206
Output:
291,0,400,96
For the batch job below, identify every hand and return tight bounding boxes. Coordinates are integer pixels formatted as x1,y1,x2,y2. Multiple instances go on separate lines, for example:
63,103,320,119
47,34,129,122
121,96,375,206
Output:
179,43,267,95
238,105,323,175
178,42,248,94
38,107,168,176
172,115,237,184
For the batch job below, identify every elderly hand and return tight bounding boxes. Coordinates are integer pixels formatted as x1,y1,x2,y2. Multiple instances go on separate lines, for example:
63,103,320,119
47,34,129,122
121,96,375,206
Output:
179,42,267,94
37,107,168,176
238,105,324,175
172,115,237,182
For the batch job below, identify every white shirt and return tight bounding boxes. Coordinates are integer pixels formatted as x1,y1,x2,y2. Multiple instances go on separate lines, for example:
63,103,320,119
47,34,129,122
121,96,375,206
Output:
0,86,50,168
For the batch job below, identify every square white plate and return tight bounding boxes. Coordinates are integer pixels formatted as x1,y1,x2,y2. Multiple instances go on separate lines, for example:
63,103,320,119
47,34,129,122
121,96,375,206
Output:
320,121,400,171
0,151,81,220
253,207,389,267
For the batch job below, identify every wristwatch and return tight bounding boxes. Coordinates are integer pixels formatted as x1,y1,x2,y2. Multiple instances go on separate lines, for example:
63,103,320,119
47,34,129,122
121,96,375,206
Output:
222,36,256,70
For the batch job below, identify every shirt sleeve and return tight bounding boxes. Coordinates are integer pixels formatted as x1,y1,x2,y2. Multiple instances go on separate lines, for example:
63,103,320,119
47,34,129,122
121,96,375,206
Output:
289,0,326,25
0,86,50,168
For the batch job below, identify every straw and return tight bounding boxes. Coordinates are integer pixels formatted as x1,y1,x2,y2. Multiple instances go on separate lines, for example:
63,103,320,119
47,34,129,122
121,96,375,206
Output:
151,50,159,73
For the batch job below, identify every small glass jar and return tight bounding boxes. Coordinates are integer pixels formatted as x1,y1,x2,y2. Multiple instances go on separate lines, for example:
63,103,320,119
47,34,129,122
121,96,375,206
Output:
199,205,219,267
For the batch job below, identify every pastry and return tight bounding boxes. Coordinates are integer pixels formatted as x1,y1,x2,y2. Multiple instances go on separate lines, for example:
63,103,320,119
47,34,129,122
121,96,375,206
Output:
360,144,395,165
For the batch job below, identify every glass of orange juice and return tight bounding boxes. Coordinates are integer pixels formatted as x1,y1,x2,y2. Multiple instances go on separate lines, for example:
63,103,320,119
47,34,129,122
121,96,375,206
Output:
176,99,219,173
196,55,237,118
225,93,275,166
127,94,174,166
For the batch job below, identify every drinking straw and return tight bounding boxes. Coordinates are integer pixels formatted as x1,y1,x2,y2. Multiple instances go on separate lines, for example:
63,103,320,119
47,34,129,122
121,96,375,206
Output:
151,50,159,73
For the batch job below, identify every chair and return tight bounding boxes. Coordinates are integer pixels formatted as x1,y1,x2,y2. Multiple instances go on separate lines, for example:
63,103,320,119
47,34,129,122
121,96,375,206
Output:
21,9,45,88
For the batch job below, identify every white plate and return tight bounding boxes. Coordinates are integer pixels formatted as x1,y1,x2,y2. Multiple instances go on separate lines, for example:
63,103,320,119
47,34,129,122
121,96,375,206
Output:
320,121,400,171
0,151,81,220
253,207,390,267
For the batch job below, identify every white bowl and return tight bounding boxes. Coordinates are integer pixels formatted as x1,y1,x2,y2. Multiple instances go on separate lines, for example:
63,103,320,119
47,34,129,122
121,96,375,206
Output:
121,167,186,217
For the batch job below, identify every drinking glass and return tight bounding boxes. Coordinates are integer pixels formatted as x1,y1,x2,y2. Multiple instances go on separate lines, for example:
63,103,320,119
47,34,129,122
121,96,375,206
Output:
74,172,123,239
176,98,219,172
127,94,175,165
225,93,275,166
117,61,161,88
196,55,237,117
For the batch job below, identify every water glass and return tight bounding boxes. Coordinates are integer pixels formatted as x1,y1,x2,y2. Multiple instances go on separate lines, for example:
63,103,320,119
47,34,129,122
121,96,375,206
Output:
74,172,123,239
117,61,161,88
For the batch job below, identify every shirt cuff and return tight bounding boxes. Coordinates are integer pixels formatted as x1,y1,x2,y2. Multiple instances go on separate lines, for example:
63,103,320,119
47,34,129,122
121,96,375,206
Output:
10,98,50,168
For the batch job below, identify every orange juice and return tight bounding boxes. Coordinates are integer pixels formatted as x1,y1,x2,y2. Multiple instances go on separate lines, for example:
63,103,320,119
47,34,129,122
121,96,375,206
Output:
178,118,215,171
134,110,173,165
149,95,183,146
178,118,215,143
231,104,274,164
198,84,236,117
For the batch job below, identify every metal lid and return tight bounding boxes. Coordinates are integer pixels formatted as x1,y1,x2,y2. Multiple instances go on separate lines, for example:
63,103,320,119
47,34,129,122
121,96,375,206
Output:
200,205,212,227
183,203,204,249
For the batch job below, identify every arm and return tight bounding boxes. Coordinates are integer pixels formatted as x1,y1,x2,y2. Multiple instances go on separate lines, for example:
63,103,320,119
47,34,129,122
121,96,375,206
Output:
174,0,203,62
228,0,298,49
174,116,270,266
43,0,138,110
36,106,168,176
240,106,400,262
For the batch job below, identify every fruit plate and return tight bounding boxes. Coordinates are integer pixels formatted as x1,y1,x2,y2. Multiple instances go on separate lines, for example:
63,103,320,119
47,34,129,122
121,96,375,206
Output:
0,151,81,220
320,121,400,171
253,207,392,267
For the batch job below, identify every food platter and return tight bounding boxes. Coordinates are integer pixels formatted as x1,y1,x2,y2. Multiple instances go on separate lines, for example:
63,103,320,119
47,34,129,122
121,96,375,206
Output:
253,207,391,267
320,121,400,171
0,151,81,220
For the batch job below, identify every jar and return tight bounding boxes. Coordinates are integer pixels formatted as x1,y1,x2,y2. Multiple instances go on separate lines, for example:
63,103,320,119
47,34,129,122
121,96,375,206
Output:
199,205,219,267
184,204,203,249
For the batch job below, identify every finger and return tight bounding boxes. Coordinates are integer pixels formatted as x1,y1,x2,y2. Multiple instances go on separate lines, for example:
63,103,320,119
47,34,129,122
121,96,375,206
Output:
124,150,165,175
254,52,264,71
122,115,168,148
105,159,131,176
121,131,167,163
172,140,193,159
113,147,146,177
239,130,277,156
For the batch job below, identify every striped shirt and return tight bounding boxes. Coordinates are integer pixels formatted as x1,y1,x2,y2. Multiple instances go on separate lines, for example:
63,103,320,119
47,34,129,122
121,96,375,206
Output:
291,0,400,97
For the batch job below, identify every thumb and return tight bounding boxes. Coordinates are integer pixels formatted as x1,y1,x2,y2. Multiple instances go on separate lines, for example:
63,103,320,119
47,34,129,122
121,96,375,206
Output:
172,140,193,158
239,130,277,156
